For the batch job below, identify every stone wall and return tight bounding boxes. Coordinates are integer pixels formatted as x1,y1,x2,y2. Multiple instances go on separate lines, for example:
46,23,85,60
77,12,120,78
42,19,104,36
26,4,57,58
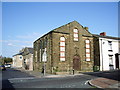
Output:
33,21,94,74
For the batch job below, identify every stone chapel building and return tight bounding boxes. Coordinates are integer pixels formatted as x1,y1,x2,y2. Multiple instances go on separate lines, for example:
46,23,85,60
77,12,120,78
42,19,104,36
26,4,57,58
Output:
33,21,94,74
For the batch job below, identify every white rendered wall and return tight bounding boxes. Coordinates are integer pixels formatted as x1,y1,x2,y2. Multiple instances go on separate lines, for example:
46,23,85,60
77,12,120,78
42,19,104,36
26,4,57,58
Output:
12,56,16,67
12,55,23,68
99,37,119,71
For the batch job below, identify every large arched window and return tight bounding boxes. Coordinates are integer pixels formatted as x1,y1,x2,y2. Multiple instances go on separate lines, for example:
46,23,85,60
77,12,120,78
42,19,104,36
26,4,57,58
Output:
85,39,90,61
35,51,37,62
39,40,42,62
73,28,78,41
60,37,65,61
45,37,48,47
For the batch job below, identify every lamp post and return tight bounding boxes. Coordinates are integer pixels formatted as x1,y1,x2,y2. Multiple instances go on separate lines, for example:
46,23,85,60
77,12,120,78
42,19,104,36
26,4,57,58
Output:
43,54,45,76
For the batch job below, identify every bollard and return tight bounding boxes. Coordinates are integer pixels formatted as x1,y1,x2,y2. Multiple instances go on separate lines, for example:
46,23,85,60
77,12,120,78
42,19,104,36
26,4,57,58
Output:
73,69,74,75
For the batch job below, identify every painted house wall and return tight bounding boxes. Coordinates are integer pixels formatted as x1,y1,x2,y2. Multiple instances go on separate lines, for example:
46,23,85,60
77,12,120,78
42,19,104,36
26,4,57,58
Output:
99,37,120,71
22,47,34,71
23,54,33,71
12,55,23,68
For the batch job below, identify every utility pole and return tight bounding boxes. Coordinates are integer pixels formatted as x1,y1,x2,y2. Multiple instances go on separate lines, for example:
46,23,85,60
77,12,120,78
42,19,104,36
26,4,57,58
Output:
100,39,104,71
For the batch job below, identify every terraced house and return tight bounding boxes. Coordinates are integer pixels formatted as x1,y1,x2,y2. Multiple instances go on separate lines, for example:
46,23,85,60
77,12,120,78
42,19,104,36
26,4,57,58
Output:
33,21,94,74
93,33,120,71
12,47,33,71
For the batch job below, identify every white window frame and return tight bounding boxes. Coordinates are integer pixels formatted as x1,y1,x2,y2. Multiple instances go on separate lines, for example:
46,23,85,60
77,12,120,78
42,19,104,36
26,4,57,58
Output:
109,55,113,65
60,37,66,61
86,49,90,53
60,42,65,46
35,51,37,62
85,39,90,61
108,41,112,50
39,49,41,62
73,29,78,41
86,44,90,48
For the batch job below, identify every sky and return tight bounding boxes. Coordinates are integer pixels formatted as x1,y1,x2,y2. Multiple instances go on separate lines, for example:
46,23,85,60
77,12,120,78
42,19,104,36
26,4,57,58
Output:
1,2,118,57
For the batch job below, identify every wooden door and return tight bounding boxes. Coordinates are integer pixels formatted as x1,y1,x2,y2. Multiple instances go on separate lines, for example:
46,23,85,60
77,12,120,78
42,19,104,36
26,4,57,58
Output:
73,55,80,70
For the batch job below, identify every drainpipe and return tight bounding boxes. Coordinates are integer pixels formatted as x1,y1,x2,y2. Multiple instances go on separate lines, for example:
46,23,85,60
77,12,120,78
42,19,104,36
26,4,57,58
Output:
100,39,104,71
69,23,71,74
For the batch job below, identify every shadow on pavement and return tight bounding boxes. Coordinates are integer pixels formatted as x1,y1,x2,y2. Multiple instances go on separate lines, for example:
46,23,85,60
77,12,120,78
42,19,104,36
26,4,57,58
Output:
2,80,15,89
82,70,120,81
2,68,35,89
2,68,35,80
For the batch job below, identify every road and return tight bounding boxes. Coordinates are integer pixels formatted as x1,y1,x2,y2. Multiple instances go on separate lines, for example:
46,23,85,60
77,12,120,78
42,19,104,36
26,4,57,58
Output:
2,68,95,89
1,68,120,89
2,68,34,89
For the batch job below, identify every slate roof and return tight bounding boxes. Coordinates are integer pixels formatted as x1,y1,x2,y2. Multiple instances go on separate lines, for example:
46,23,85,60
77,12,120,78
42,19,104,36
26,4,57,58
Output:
27,48,33,54
93,34,120,40
13,47,33,57
13,52,24,57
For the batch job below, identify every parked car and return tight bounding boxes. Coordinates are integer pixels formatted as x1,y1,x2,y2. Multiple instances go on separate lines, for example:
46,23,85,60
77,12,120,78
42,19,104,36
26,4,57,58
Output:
0,65,6,70
4,64,11,68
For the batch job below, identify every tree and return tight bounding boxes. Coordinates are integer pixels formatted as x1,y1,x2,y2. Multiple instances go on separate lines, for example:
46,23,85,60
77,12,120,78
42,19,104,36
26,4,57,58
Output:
0,56,2,65
1,57,12,64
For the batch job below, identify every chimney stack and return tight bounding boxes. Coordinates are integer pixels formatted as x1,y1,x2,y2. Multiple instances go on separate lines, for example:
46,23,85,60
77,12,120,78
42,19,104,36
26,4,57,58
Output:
84,27,88,30
100,32,106,36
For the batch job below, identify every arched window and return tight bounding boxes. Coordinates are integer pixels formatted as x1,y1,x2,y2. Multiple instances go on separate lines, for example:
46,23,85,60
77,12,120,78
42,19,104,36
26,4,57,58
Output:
73,28,78,41
35,51,37,62
45,38,47,47
60,37,65,61
40,40,42,49
39,40,42,62
85,39,90,61
39,49,41,62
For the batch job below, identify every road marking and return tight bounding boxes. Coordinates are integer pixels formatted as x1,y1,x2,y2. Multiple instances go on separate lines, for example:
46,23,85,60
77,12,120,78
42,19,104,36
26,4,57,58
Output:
8,77,36,84
8,77,35,81
85,80,89,85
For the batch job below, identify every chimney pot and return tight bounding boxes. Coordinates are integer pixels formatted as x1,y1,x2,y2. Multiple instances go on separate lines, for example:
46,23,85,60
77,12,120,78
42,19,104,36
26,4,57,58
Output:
100,32,106,36
84,27,88,30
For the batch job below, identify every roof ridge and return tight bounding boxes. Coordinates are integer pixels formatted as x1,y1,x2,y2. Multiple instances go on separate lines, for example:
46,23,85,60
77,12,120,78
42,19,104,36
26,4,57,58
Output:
93,34,120,39
34,20,82,42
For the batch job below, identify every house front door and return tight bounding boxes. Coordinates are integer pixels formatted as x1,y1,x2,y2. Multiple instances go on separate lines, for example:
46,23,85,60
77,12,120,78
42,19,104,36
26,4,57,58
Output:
115,53,120,69
73,55,80,70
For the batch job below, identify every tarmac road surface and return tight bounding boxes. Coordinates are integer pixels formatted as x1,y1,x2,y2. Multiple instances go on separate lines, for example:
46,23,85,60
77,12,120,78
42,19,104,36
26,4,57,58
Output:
2,68,120,89
2,68,95,88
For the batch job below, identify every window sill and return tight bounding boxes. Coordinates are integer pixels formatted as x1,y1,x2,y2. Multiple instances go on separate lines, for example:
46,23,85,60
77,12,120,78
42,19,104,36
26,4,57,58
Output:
108,50,113,52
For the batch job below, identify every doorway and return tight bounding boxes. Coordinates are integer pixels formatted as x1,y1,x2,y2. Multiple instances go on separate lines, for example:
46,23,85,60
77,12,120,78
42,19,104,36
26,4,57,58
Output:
73,55,80,70
115,53,120,69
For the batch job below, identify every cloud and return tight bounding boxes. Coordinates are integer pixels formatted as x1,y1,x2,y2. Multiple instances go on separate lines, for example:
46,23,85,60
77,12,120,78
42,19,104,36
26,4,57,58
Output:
7,43,17,47
7,42,32,48
0,40,32,44
8,43,12,46
0,40,8,43
16,32,42,40
0,40,32,48
0,32,42,44
21,45,32,48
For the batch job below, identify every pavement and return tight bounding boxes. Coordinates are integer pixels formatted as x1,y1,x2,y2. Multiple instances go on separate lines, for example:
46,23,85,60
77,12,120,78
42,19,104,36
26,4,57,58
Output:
16,68,120,89
18,68,84,78
89,78,120,89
